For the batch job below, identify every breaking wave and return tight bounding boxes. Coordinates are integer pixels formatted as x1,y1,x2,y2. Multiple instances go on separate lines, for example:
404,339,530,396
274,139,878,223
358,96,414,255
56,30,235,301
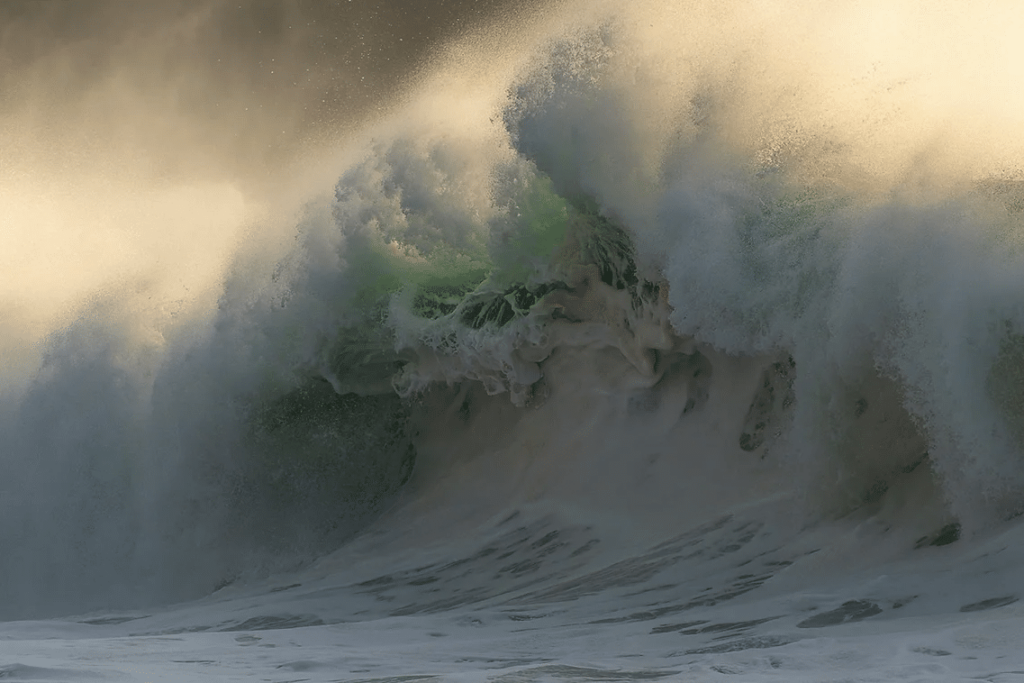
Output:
3,0,1024,622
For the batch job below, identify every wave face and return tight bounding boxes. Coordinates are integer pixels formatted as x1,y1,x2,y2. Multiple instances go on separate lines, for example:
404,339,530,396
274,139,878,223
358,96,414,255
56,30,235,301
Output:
3,3,1024,666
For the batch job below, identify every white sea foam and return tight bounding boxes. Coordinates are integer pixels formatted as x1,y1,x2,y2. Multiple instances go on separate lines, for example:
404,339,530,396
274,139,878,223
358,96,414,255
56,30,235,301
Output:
2,1,1024,680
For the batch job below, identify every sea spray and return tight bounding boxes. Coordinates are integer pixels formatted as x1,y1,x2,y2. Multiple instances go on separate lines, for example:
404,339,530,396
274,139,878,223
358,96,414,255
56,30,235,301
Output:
4,0,1024,624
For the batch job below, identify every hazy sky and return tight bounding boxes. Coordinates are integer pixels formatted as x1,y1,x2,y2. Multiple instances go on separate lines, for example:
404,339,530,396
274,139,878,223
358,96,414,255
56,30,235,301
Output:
0,0,543,182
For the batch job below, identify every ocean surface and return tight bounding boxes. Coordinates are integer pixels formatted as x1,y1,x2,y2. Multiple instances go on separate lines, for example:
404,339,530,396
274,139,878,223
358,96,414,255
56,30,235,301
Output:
4,1,1024,680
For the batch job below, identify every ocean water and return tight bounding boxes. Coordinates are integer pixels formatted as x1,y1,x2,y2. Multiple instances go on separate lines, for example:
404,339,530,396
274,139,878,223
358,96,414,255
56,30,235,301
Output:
4,1,1024,680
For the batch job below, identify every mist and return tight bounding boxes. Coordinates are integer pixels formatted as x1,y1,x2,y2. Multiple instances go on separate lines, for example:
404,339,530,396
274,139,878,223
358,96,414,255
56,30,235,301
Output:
0,0,548,388
0,0,551,619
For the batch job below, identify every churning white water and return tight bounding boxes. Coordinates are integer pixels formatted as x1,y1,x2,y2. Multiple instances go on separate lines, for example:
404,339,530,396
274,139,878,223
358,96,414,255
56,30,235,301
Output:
3,1,1024,680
